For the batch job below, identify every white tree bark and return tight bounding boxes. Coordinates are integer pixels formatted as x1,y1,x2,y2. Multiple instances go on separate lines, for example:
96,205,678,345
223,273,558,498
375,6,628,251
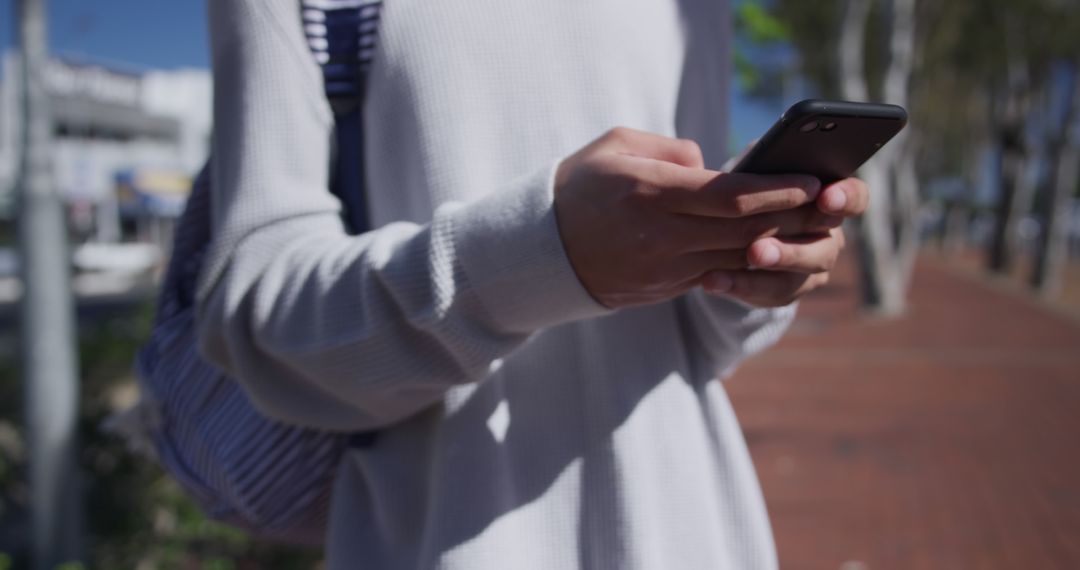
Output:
896,135,921,292
883,0,915,110
887,0,920,292
1032,63,1080,297
841,0,918,316
839,0,871,102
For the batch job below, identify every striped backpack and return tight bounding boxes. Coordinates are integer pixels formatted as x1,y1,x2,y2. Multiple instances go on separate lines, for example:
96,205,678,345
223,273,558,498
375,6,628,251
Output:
115,0,383,545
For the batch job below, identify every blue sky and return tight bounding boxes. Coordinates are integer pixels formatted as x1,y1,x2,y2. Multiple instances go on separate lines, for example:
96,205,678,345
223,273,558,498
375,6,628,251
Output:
0,1,777,146
0,0,209,70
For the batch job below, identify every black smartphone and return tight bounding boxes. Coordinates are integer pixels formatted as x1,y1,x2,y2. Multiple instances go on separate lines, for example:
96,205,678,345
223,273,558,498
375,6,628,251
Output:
732,99,908,184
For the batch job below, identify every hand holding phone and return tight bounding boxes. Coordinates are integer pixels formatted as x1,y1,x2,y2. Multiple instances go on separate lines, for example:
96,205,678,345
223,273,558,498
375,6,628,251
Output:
689,100,899,300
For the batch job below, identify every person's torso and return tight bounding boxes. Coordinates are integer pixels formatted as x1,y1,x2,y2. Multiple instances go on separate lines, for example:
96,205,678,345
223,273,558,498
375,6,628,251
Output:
328,1,778,568
361,0,688,226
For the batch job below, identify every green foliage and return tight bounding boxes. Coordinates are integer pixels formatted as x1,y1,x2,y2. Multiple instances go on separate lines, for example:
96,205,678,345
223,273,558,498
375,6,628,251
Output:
734,0,796,95
0,303,321,568
757,0,1080,203
204,559,236,570
770,0,844,98
737,2,790,44
733,51,759,92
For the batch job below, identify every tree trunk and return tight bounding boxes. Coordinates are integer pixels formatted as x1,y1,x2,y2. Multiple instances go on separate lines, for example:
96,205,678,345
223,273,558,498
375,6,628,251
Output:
942,146,983,254
988,134,1024,273
853,162,907,315
1014,149,1042,248
1032,63,1080,297
887,0,919,293
895,136,921,292
883,0,916,110
987,38,1034,275
838,0,871,102
841,0,917,317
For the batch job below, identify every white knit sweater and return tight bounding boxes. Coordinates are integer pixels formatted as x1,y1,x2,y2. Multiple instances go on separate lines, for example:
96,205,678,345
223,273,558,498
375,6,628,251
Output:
198,0,795,567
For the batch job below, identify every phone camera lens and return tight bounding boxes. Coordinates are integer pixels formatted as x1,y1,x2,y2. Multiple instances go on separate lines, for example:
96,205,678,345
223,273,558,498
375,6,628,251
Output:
822,122,838,132
800,121,819,133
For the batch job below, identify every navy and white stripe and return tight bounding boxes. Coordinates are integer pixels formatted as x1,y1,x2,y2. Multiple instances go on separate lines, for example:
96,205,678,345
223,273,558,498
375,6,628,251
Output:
302,0,383,105
137,165,347,545
133,0,383,544
302,0,382,232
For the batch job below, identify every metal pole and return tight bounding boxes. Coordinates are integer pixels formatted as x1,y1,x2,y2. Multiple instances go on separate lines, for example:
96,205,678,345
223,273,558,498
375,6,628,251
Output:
16,0,85,567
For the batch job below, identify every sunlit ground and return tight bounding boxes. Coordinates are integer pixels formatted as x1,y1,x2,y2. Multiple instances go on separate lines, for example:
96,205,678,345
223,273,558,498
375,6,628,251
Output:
728,249,1080,570
943,248,1080,320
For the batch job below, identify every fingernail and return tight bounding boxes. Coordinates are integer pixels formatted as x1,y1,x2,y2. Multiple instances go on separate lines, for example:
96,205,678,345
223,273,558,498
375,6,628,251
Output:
754,242,781,267
824,187,847,213
704,272,734,294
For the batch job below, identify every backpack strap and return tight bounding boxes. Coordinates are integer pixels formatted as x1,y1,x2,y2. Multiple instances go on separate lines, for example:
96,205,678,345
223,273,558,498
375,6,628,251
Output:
124,3,391,544
301,0,383,234
156,1,384,322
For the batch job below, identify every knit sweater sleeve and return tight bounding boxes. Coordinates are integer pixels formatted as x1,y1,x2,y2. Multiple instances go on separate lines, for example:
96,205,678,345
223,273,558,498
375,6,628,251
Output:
677,293,797,380
195,0,607,431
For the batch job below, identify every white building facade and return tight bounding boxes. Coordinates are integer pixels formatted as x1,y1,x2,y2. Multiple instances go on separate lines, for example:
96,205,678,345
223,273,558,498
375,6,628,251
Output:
0,52,211,246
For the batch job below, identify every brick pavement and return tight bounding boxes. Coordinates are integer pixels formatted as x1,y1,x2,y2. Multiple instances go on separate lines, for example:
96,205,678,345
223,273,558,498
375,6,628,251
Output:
726,255,1080,570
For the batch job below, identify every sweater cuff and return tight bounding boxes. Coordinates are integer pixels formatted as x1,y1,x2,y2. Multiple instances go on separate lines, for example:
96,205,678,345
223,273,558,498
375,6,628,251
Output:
444,161,612,334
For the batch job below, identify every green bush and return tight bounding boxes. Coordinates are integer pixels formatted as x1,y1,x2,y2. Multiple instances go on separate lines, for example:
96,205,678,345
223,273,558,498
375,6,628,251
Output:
1,302,321,568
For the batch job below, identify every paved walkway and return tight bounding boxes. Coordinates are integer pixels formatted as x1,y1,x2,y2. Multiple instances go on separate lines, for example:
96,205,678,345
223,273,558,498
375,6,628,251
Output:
726,255,1080,570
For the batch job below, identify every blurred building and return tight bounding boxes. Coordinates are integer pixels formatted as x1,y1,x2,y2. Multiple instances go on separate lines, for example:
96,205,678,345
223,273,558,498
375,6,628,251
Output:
0,51,210,255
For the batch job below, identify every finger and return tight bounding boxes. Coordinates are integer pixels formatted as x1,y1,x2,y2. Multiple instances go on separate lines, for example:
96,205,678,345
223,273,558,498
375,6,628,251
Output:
597,127,705,168
671,249,750,279
673,206,842,252
817,177,870,217
746,234,841,274
702,270,829,307
600,272,704,309
660,171,822,218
